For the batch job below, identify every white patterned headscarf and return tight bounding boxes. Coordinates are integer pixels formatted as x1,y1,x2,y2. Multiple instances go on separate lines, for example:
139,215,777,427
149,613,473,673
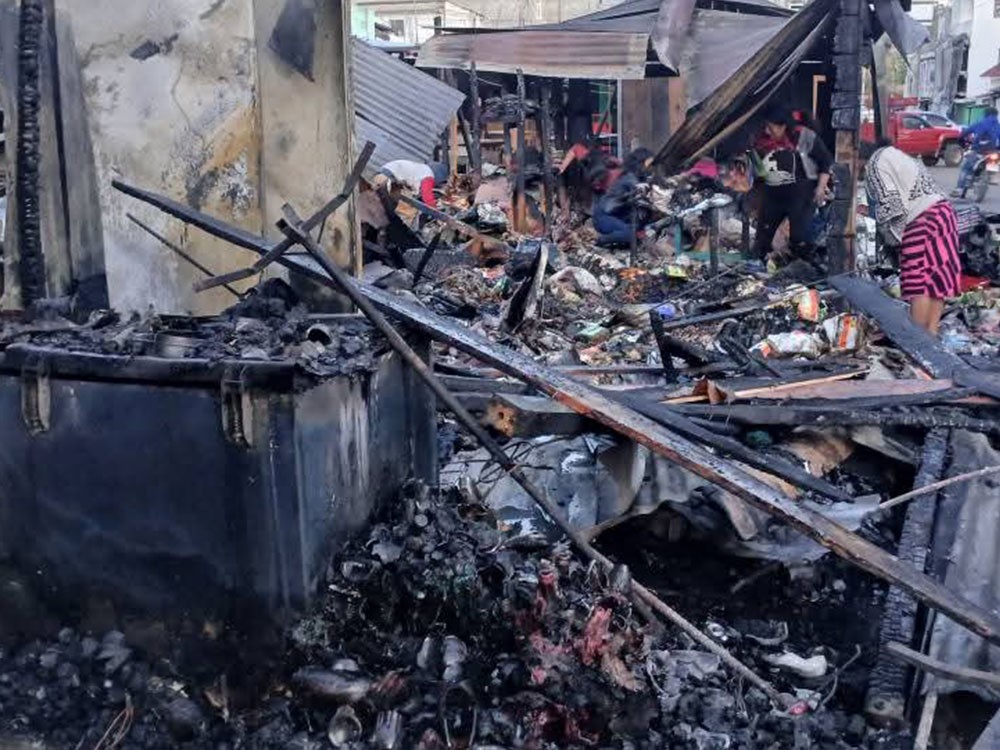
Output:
864,146,946,245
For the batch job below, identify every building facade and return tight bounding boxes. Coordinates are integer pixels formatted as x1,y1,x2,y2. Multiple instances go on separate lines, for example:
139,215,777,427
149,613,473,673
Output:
907,0,1000,119
351,0,483,44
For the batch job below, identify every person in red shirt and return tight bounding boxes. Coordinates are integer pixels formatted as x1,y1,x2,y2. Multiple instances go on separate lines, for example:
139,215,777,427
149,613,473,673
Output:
373,160,448,208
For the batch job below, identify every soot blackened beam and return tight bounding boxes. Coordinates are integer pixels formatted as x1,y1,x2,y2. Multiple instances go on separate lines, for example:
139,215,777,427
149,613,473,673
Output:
830,274,1000,400
117,180,1000,650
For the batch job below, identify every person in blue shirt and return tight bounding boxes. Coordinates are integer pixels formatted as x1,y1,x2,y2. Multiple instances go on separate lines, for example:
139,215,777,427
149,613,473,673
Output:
956,107,1000,191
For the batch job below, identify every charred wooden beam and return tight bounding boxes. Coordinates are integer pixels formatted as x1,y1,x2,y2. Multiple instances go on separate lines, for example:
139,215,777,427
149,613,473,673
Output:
660,299,771,331
436,374,530,395
486,393,591,437
514,69,527,233
866,429,950,727
671,404,1000,435
117,180,1000,649
540,80,556,236
648,309,680,380
469,62,482,181
830,274,1000,400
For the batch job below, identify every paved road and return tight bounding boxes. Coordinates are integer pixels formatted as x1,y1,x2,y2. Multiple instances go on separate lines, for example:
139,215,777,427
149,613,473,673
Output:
930,165,1000,215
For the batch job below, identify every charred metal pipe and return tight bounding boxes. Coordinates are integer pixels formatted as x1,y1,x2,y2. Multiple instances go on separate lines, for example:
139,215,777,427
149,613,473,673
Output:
127,213,240,297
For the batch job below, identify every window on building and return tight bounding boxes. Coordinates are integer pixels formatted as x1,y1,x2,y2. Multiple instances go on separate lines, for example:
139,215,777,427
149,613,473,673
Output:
388,19,405,36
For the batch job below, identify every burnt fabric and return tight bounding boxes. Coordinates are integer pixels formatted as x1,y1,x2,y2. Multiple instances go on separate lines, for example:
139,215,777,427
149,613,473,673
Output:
899,200,960,301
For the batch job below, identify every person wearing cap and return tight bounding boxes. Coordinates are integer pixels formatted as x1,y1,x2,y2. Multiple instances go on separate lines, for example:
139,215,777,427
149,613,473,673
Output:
750,103,833,265
372,160,448,208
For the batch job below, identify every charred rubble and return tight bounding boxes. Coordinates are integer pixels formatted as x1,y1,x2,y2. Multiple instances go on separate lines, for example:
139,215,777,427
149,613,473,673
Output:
2,104,1000,750
1,484,903,749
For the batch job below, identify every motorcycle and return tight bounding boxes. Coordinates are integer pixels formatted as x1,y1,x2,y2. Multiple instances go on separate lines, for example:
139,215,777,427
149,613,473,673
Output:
960,148,1000,204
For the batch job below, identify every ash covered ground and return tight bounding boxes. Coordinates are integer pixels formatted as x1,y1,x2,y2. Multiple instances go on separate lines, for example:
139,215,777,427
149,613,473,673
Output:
0,483,908,749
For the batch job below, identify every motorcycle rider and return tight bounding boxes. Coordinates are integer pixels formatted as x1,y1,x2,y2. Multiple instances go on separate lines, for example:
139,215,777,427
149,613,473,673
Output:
955,107,1000,194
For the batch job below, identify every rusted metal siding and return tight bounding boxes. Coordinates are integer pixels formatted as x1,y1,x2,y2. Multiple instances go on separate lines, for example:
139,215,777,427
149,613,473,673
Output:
351,37,465,171
417,29,650,79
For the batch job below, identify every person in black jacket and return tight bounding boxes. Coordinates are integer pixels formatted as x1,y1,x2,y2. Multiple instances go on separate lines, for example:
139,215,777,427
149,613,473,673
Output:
751,104,833,263
591,148,653,246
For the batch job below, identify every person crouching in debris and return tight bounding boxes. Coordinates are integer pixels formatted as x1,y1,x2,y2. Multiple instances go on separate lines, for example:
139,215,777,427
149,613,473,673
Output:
591,148,653,247
372,160,448,208
859,141,960,335
750,104,832,265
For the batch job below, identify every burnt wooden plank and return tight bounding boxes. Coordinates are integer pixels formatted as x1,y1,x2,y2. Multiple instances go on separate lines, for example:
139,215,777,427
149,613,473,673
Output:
830,274,1000,399
866,429,950,727
487,393,591,438
829,274,962,378
671,404,1000,435
437,374,530,395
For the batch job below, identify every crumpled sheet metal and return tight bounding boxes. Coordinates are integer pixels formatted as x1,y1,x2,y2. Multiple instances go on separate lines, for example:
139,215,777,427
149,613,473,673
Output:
441,434,876,563
873,0,929,58
649,0,697,72
925,430,1000,700
685,11,789,106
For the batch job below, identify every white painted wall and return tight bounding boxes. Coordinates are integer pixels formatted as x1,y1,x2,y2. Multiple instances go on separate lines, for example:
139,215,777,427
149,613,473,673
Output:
965,0,1000,100
54,0,356,314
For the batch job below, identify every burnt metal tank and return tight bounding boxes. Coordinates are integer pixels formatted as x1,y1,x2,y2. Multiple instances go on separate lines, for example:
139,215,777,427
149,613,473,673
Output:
0,335,436,621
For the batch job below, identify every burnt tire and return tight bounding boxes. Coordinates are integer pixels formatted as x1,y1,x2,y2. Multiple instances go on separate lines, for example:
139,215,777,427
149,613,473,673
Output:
942,142,964,168
922,156,939,167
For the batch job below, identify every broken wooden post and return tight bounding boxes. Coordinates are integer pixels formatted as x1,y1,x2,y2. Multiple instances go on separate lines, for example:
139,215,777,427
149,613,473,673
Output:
540,79,556,236
648,308,679,380
469,62,482,183
515,69,528,233
708,206,720,274
865,429,950,727
826,0,865,274
438,69,452,170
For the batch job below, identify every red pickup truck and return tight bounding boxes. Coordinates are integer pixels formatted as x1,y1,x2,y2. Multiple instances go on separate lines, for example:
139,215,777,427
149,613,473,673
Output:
861,111,964,167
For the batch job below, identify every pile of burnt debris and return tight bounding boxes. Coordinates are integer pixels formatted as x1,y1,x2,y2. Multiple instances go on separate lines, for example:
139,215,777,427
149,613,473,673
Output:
1,484,903,749
4,140,1000,747
0,279,384,379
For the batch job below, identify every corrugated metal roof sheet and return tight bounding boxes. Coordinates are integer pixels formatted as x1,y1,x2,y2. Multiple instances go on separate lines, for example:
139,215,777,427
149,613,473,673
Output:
433,0,789,32
351,37,466,172
417,0,791,78
417,29,650,79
